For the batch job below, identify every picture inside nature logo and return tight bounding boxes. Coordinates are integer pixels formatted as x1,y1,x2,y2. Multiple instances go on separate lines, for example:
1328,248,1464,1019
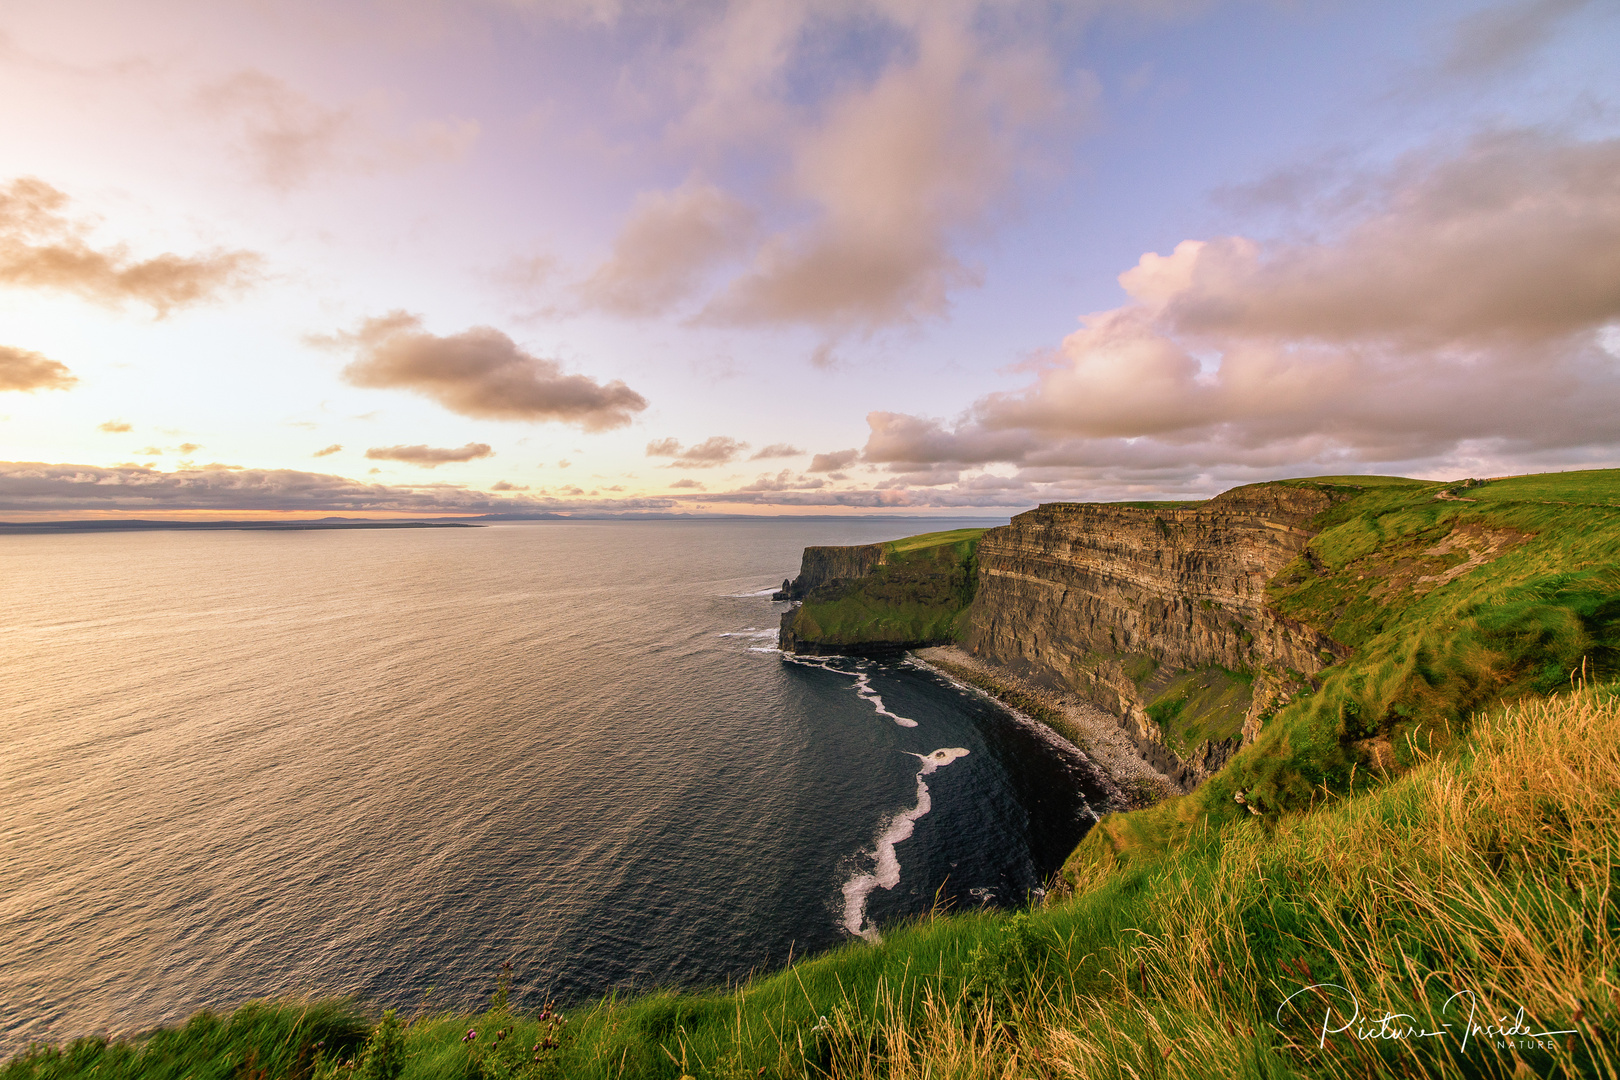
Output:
1275,983,1580,1054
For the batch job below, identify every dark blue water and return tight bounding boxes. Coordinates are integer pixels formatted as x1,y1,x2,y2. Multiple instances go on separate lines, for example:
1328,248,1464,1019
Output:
0,519,1104,1054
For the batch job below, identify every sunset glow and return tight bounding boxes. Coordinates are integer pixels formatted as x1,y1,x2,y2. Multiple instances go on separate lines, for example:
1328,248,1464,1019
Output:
3,0,1617,518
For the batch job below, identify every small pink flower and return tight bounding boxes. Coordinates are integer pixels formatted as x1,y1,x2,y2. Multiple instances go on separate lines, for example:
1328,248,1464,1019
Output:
462,1028,478,1044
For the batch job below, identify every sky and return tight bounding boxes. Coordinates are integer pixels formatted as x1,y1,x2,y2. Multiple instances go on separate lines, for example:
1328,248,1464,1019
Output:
1,0,1617,519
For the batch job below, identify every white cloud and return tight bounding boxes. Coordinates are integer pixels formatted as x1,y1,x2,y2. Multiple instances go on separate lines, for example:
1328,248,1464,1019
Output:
855,130,1620,494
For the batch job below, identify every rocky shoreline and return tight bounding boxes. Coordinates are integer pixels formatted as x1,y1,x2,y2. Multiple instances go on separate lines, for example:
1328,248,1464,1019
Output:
911,646,1181,810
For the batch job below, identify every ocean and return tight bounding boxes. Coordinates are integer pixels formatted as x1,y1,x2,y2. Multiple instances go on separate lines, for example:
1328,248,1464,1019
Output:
0,519,1106,1055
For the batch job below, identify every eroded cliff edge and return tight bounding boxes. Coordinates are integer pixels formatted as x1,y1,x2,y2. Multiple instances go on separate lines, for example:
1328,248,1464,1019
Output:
960,482,1351,788
780,482,1357,791
778,530,982,656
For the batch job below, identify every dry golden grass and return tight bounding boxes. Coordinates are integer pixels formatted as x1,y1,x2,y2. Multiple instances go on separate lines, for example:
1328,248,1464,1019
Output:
14,690,1615,1080
788,686,1620,1080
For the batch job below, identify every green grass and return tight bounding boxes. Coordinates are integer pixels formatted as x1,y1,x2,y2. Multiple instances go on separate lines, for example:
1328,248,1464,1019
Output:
14,685,1617,1078
786,530,985,649
13,471,1620,1078
880,528,987,555
1064,469,1620,879
1146,667,1254,757
0,1001,371,1080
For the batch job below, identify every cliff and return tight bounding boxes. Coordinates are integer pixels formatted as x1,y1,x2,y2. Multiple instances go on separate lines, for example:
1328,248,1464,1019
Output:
778,472,1620,798
778,484,1354,787
773,543,887,601
962,482,1353,787
778,529,984,656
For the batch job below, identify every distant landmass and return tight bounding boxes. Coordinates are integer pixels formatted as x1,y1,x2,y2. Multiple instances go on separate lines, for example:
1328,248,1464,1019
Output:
0,519,484,535
0,512,1006,534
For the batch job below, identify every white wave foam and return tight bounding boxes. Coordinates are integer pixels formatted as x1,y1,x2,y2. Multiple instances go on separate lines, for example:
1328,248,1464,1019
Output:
840,747,969,942
718,628,780,639
852,672,918,727
781,655,920,727
909,746,970,774
725,587,782,598
906,655,1114,812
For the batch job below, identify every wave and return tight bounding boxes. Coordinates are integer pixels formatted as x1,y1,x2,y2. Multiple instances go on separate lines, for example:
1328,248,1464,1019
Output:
781,655,919,728
905,655,1111,811
852,671,918,728
840,747,969,941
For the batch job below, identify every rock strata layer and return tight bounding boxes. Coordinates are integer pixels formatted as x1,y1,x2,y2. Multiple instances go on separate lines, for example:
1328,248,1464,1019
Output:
774,544,886,601
962,483,1349,787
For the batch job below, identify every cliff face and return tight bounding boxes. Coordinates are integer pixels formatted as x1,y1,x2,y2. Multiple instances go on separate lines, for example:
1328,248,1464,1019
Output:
962,483,1350,787
779,533,982,656
776,544,886,600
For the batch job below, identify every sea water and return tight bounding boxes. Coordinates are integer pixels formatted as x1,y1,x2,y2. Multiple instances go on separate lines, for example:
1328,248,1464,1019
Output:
0,519,1106,1054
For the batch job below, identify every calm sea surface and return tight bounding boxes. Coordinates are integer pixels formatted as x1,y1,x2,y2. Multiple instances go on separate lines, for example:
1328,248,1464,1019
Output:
0,519,1106,1054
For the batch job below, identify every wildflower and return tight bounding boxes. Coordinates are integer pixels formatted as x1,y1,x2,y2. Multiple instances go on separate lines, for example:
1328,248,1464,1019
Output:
462,1029,478,1044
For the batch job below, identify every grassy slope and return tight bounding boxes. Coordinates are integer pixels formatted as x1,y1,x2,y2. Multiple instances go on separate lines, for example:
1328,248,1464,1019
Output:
1075,470,1620,873
12,685,1616,1078
1146,666,1256,757
11,472,1620,1078
787,529,986,648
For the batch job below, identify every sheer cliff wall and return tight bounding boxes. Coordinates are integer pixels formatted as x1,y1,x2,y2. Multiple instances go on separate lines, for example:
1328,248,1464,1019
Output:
962,483,1350,786
776,544,886,600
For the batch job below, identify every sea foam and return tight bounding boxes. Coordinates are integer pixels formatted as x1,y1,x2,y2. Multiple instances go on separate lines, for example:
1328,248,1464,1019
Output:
840,747,969,941
782,655,918,727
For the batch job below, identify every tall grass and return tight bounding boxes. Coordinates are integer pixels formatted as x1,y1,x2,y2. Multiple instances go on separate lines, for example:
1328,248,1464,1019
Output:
742,684,1620,1079
15,686,1610,1078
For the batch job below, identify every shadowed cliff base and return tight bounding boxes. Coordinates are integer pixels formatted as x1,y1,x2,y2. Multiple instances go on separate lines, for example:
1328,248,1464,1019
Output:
912,645,1179,809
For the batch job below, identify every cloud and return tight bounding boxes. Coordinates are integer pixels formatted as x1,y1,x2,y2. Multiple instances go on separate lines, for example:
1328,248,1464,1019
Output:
735,469,825,492
875,467,961,489
749,443,803,459
807,448,860,472
131,441,205,457
0,178,263,315
1442,0,1591,78
699,18,1080,332
331,311,647,430
1134,132,1620,345
0,345,76,391
578,178,756,316
863,413,1034,467
0,460,677,515
668,478,705,489
313,443,343,457
201,70,480,191
490,480,529,490
668,486,996,508
562,5,1096,335
99,420,132,433
644,434,748,467
857,130,1620,491
365,442,495,468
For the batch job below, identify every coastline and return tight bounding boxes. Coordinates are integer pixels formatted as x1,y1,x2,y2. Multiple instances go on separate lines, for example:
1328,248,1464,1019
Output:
910,645,1180,810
